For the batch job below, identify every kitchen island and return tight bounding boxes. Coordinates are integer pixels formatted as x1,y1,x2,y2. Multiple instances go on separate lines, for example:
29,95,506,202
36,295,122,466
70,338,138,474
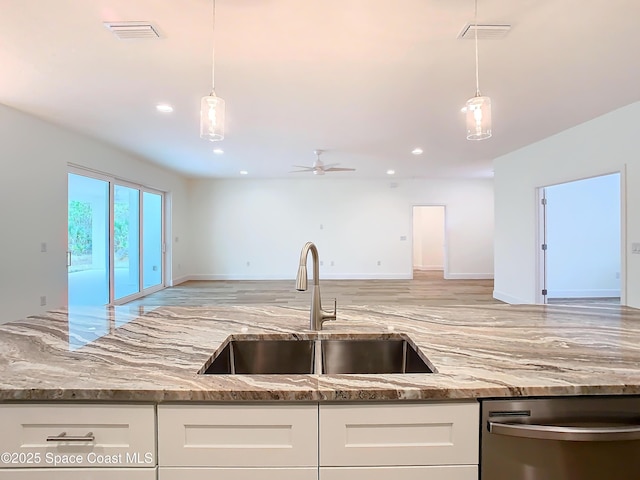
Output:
0,302,639,401
0,303,639,479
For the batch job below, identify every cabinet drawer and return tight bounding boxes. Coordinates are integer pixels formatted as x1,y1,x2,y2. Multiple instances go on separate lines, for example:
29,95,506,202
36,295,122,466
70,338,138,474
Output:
159,467,317,480
319,402,478,466
0,404,156,469
0,467,156,479
158,404,317,467
320,465,477,480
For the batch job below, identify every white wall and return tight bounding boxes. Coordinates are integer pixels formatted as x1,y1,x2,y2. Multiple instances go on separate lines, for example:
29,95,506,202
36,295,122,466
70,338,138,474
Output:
0,104,190,323
412,206,445,271
546,174,620,298
188,177,494,280
494,101,640,307
0,104,495,323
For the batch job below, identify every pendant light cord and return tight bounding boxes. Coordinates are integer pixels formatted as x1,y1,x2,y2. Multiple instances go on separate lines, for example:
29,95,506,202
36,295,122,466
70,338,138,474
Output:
211,0,216,93
474,0,480,97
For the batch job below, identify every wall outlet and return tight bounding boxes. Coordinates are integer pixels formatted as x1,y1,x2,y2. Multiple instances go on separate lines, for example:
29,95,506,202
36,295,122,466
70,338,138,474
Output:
40,296,47,306
616,272,620,279
320,260,324,266
400,235,407,241
632,242,640,254
40,242,47,253
377,260,381,266
330,261,334,266
246,261,250,267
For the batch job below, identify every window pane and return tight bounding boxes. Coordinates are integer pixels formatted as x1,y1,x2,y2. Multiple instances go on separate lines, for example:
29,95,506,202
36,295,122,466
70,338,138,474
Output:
114,185,140,300
143,191,163,289
68,173,109,306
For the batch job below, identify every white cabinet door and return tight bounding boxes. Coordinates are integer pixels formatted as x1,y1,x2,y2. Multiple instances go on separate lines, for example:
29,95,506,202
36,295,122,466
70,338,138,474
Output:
320,401,479,467
0,468,157,479
0,404,156,469
158,404,318,467
159,467,317,480
320,466,477,480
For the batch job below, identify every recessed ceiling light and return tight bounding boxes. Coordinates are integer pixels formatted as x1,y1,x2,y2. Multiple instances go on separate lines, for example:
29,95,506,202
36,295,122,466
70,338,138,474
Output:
239,170,248,175
156,104,173,113
213,148,224,155
387,169,395,175
411,148,423,155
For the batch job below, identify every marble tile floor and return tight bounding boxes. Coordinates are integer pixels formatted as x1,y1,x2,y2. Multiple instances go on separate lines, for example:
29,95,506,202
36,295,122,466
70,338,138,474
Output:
124,271,624,309
125,270,501,308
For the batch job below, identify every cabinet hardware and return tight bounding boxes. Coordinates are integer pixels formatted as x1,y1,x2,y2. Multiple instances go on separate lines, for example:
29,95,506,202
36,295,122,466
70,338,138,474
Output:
46,431,95,442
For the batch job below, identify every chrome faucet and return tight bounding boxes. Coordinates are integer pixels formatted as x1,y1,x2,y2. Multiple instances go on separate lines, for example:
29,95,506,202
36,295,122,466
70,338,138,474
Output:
295,242,336,331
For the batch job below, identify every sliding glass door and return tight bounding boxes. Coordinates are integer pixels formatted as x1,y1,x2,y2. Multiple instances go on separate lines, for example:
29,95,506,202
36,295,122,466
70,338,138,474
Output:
68,170,165,307
113,184,141,300
68,173,110,306
142,191,163,290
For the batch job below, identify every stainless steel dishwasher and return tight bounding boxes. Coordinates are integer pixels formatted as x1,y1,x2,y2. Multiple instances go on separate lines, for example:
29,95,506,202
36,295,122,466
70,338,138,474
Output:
481,396,640,480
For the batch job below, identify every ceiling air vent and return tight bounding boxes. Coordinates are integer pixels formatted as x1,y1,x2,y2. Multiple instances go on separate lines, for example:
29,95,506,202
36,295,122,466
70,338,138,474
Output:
458,23,511,40
104,22,161,40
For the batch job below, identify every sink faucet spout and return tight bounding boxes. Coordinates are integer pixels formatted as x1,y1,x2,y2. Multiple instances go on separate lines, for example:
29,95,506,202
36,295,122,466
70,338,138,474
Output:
295,242,336,330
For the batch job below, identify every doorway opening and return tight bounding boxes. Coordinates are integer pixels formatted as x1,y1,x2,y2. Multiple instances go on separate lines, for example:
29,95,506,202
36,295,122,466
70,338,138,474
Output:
412,205,446,280
537,173,622,305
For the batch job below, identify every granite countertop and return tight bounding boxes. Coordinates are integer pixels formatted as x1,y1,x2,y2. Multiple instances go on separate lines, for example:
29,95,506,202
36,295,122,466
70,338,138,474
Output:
0,303,639,402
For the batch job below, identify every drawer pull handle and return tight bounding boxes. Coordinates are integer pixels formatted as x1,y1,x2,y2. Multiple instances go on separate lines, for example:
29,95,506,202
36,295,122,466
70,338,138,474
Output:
46,432,95,442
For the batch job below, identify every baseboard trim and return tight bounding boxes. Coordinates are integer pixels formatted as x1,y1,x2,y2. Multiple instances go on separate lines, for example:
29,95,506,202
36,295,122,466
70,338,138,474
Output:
171,275,191,285
325,273,414,280
445,273,494,280
189,274,291,281
493,290,526,304
413,266,444,271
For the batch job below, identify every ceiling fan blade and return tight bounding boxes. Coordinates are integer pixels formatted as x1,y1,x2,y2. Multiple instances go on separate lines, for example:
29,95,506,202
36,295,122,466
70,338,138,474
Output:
290,165,315,173
325,167,356,172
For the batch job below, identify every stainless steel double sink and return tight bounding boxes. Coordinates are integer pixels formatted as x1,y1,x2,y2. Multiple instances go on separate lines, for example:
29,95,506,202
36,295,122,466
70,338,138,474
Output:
199,333,435,375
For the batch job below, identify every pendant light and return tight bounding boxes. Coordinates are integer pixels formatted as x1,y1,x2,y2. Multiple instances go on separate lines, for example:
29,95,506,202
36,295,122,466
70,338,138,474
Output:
200,0,225,141
465,0,491,140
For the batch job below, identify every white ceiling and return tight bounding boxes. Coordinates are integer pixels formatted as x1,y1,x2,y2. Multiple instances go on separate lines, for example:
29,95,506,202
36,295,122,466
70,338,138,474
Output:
1,0,639,179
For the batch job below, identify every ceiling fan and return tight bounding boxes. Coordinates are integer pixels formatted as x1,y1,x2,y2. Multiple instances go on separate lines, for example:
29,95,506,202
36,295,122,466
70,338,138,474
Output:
290,150,356,176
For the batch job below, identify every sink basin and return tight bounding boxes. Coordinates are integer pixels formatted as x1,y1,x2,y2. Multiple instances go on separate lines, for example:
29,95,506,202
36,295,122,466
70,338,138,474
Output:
199,334,434,375
321,338,433,374
201,338,315,374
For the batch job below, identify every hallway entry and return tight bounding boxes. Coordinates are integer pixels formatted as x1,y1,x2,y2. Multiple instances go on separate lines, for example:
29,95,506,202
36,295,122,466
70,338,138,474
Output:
412,206,446,278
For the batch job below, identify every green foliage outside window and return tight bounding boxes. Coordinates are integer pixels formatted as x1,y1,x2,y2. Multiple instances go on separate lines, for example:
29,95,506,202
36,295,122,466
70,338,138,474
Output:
68,200,92,255
114,201,129,260
68,200,130,260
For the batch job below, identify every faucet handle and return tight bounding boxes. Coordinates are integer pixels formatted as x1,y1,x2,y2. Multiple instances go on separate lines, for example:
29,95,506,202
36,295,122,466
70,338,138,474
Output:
327,298,337,319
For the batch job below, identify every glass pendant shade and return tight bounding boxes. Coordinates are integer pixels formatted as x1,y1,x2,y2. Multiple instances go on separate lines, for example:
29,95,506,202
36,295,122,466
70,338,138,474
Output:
200,92,225,141
466,95,491,140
